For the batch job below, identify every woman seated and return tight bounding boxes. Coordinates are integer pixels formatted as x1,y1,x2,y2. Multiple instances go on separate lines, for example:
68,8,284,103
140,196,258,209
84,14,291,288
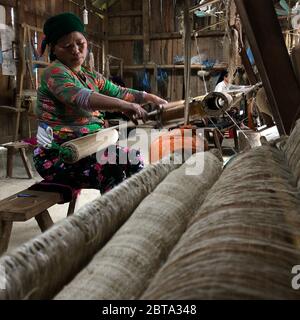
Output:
34,12,167,194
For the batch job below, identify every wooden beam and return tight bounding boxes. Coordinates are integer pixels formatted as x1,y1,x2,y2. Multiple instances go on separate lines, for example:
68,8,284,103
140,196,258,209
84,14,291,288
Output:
110,63,227,71
107,30,225,42
150,32,183,40
107,34,143,41
108,10,142,18
0,0,16,7
153,30,225,39
143,0,150,63
235,0,300,135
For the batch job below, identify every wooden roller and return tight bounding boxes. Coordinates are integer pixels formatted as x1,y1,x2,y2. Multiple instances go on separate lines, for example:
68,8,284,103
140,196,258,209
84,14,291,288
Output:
60,127,119,163
148,92,233,126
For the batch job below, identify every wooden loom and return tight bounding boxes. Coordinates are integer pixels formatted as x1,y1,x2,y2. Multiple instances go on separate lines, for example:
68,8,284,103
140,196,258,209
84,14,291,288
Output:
51,91,234,164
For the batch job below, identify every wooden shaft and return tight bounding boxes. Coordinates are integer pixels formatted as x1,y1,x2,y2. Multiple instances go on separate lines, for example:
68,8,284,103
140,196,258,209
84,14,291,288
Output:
162,100,185,110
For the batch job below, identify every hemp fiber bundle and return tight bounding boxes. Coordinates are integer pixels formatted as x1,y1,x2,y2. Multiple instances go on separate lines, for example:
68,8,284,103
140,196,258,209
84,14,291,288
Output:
256,88,273,119
283,119,300,189
55,152,222,300
0,163,177,300
141,145,300,299
60,127,119,163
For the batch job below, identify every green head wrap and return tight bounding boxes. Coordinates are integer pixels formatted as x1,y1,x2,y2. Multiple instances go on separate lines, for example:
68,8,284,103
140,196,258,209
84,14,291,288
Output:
43,12,85,45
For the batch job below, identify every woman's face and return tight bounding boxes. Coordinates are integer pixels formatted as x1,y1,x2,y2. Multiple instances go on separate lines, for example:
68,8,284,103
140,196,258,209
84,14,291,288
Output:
53,31,88,71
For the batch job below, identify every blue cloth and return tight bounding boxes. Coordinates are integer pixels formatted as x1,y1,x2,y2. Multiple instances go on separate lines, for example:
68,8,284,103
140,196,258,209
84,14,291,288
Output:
202,59,215,69
247,47,255,65
157,69,168,86
142,71,151,92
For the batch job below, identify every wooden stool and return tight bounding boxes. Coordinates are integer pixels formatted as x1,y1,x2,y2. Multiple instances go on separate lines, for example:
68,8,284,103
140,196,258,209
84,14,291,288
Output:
0,187,78,255
1,141,33,179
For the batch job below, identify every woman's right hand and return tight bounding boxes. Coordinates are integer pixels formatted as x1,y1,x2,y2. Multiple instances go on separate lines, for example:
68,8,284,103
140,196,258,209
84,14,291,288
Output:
123,103,148,125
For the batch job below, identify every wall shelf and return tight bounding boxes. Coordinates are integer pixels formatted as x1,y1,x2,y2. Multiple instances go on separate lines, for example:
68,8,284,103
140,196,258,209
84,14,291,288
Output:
110,63,227,71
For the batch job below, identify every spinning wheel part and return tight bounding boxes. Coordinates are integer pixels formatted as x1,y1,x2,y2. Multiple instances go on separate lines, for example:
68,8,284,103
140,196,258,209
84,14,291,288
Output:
202,92,233,117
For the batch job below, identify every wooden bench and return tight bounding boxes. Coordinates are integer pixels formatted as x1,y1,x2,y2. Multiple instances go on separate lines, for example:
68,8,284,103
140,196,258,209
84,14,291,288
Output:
0,184,78,255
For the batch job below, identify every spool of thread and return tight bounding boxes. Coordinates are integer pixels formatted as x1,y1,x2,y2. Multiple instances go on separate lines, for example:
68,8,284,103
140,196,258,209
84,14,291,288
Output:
197,70,210,78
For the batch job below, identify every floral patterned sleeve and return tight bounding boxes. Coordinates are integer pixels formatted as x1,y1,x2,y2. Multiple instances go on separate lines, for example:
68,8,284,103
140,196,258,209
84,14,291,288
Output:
94,72,145,104
42,65,87,108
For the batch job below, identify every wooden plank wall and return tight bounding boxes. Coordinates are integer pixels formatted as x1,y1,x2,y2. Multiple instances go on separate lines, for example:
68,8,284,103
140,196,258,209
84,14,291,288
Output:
0,0,226,143
107,0,226,102
0,0,104,143
0,1,16,143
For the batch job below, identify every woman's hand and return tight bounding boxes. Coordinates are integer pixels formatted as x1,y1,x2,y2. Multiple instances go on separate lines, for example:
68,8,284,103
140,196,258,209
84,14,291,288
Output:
123,103,148,125
89,92,149,125
143,92,168,105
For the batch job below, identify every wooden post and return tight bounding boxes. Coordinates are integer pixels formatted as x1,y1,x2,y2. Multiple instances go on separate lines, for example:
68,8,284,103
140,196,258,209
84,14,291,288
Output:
235,0,300,135
153,64,158,95
14,0,26,141
184,0,192,125
102,8,109,77
143,0,150,64
120,60,124,79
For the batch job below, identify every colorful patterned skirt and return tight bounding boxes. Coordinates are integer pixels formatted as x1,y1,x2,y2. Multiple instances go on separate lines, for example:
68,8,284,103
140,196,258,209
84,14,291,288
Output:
33,145,144,194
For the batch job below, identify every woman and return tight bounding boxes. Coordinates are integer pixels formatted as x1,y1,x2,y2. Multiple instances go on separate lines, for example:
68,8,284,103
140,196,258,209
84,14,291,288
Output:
34,12,167,194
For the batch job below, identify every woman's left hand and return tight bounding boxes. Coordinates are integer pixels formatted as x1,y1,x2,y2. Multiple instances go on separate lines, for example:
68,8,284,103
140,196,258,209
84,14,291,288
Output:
144,92,168,105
